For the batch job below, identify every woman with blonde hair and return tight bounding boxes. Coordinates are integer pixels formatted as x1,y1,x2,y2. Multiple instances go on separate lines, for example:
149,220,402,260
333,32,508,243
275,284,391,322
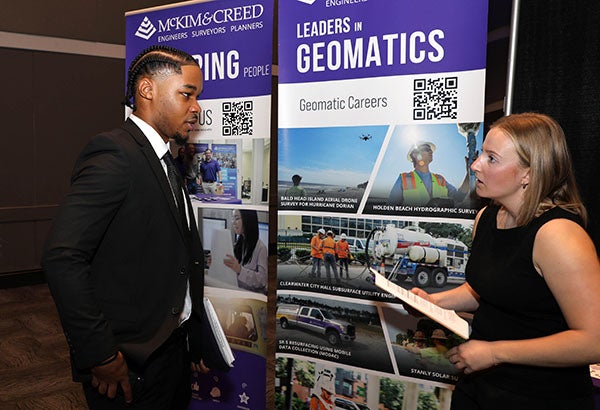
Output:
412,113,600,409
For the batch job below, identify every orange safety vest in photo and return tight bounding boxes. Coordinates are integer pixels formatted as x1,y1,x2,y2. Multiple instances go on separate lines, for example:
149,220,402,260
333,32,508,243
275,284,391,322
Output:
322,237,336,255
335,240,350,258
401,171,449,205
311,235,324,258
310,396,333,410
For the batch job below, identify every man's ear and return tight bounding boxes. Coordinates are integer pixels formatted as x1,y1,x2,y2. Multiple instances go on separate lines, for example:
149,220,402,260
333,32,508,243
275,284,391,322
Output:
137,77,154,102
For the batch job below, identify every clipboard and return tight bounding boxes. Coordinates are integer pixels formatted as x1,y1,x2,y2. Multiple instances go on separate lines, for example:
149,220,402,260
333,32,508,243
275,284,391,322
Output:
370,267,470,339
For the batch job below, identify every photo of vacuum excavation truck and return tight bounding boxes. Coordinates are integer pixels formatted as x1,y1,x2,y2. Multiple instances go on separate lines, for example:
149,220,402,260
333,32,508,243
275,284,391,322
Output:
367,224,469,288
276,304,356,346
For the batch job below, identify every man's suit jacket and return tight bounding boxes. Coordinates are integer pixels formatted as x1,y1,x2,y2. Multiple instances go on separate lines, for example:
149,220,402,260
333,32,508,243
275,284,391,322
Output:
42,119,205,380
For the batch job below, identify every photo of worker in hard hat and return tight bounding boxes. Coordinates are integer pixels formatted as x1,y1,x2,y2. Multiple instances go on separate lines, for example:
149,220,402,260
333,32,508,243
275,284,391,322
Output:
363,123,484,217
310,228,326,278
387,140,470,207
309,365,336,410
381,307,463,384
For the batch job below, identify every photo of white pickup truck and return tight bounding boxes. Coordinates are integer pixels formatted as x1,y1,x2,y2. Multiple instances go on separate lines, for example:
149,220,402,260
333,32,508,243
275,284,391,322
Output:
276,304,356,346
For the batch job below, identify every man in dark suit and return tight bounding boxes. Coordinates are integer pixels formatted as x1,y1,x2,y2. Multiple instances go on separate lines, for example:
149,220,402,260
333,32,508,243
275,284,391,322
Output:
42,46,207,409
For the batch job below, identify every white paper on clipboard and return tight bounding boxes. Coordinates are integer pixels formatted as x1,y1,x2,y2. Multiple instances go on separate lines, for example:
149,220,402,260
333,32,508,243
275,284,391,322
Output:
370,267,470,339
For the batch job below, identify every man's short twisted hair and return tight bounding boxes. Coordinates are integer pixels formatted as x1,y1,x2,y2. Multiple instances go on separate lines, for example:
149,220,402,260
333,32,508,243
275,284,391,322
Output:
123,45,199,111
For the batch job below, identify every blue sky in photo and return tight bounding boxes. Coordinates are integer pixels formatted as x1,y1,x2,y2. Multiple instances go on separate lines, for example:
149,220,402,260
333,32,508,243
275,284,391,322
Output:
278,125,389,186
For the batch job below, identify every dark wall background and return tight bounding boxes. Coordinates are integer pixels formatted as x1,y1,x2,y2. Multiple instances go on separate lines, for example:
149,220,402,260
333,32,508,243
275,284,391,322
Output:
512,0,600,248
0,49,123,279
0,1,166,44
0,1,186,285
0,1,512,286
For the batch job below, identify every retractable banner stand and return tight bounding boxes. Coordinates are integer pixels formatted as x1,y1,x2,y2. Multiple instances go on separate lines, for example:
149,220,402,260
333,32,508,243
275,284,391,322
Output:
126,0,273,408
276,1,488,409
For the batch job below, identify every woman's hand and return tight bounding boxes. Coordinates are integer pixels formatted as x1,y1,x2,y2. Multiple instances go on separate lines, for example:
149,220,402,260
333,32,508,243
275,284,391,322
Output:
410,287,433,303
447,340,498,374
223,254,241,274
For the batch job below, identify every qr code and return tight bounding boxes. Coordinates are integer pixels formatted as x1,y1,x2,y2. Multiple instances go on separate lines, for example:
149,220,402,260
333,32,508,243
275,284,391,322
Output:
413,77,458,120
222,101,253,136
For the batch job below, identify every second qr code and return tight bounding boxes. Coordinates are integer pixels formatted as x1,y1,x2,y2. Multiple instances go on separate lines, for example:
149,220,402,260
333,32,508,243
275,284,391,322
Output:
413,77,458,121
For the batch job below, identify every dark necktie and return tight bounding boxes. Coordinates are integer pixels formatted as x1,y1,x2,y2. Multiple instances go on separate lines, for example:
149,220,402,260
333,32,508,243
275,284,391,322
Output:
162,152,187,229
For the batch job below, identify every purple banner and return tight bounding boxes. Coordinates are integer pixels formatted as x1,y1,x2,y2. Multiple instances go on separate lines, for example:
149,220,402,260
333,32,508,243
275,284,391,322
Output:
279,0,488,83
276,1,488,407
126,2,272,409
126,0,274,99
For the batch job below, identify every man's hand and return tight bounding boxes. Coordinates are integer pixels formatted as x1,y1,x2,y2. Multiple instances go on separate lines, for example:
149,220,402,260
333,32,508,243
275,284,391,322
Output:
191,359,210,374
91,351,132,404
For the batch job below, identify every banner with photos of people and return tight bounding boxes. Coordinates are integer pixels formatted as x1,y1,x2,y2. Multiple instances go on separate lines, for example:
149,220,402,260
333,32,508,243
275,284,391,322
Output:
277,1,488,409
126,0,273,408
